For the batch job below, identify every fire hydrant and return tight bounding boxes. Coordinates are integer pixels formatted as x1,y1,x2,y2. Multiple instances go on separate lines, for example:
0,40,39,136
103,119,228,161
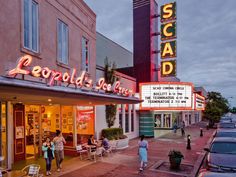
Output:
187,134,191,150
200,128,203,137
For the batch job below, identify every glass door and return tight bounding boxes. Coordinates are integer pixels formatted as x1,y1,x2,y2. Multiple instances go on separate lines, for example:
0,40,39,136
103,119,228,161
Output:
25,105,40,159
0,102,7,168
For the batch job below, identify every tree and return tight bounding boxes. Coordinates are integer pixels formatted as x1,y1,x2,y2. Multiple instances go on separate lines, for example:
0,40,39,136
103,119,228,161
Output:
104,57,117,128
203,91,229,127
230,107,236,114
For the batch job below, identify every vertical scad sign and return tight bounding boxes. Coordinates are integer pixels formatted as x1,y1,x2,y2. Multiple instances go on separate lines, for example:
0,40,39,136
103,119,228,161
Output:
160,2,177,77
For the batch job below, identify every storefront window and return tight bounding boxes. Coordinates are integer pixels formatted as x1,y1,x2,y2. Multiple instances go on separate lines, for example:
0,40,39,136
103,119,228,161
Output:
119,113,122,129
61,106,74,146
195,113,199,123
131,113,134,132
76,106,94,144
25,105,40,159
118,104,122,128
154,114,162,128
41,105,60,140
163,114,171,128
0,102,7,168
125,113,129,133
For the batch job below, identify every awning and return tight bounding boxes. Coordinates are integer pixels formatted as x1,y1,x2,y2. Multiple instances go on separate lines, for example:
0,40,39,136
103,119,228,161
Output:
0,76,142,105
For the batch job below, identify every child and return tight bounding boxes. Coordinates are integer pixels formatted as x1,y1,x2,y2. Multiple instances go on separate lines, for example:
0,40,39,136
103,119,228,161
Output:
42,137,55,176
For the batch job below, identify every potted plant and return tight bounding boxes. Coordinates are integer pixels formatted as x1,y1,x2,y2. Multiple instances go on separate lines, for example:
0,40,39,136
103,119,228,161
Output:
168,150,184,169
101,128,129,149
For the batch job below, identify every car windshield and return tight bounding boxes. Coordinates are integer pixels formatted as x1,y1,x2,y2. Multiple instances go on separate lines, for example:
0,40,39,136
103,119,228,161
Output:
219,123,235,128
211,142,236,154
216,132,236,138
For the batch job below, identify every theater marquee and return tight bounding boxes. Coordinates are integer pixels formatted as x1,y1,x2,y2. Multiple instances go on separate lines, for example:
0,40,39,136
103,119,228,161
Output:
140,82,193,110
160,2,177,77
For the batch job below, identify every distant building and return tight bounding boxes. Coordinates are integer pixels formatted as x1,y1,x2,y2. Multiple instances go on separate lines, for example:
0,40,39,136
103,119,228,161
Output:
96,32,139,139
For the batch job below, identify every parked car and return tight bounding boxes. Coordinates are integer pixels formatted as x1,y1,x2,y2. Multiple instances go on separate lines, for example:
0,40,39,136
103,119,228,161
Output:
198,170,235,177
217,122,235,129
220,116,232,123
220,119,232,123
214,129,236,138
204,137,236,173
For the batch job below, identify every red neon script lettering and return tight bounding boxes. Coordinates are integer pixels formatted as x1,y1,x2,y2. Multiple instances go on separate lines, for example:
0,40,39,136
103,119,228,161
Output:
8,55,32,76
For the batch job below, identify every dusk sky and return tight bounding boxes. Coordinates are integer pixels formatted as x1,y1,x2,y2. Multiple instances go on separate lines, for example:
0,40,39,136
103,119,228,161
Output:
84,0,236,107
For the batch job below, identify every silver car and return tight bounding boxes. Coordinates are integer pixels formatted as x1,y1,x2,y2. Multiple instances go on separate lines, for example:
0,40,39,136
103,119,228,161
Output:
215,129,236,138
204,137,236,173
198,170,235,177
218,122,235,129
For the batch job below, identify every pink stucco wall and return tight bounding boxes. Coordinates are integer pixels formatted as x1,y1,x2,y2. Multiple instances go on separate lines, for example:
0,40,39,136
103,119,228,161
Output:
0,0,96,81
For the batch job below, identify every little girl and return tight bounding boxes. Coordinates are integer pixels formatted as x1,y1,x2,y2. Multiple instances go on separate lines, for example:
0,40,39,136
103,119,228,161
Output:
42,137,55,176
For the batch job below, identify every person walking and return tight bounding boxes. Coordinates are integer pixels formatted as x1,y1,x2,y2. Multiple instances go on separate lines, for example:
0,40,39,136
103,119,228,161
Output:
53,130,66,172
138,135,148,172
42,137,55,176
181,121,185,136
173,122,177,134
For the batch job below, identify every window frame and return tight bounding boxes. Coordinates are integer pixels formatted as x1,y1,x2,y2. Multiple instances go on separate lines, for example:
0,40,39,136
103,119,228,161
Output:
23,0,39,53
81,36,90,72
57,19,69,65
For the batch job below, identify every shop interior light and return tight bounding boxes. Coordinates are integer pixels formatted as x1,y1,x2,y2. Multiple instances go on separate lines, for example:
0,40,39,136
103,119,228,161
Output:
48,98,52,102
49,103,52,106
89,102,92,105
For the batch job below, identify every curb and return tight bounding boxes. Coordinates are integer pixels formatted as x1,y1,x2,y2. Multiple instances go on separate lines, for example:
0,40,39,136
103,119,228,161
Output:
191,129,216,177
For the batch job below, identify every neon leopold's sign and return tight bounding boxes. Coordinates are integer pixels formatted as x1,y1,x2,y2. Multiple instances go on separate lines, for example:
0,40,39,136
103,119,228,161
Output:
8,55,133,97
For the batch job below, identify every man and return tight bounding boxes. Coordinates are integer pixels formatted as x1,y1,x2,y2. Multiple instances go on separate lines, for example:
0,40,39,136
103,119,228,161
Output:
53,130,66,172
101,136,109,151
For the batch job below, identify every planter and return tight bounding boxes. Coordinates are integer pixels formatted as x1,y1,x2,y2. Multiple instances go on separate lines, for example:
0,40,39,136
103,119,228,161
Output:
169,157,182,169
111,137,129,150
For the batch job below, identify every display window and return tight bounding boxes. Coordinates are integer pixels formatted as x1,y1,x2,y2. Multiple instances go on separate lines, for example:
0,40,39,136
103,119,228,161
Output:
163,114,171,128
0,102,7,168
154,114,162,128
76,106,94,144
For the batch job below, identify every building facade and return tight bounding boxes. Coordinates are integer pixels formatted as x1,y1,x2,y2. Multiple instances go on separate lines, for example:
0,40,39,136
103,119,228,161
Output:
133,0,159,90
0,0,139,169
95,32,139,140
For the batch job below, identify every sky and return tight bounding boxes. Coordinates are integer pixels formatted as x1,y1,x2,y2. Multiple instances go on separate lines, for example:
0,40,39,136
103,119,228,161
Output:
84,0,236,107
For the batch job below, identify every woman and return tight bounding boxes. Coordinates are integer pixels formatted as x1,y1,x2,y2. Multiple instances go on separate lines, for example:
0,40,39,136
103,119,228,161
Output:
138,135,148,171
53,130,66,172
42,137,55,176
88,135,96,146
88,135,97,152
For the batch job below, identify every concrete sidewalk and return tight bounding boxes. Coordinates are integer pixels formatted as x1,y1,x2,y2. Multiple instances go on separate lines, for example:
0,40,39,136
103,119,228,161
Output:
46,122,214,177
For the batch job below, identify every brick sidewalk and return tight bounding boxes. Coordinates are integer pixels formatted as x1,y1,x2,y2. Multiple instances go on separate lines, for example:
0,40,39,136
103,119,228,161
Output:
48,122,214,177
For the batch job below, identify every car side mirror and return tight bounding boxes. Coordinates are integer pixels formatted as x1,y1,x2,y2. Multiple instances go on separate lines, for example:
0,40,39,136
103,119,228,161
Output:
204,148,210,152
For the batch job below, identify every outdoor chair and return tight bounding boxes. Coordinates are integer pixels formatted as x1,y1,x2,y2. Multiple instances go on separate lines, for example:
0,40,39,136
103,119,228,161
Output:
21,164,41,177
76,145,88,160
0,156,8,177
0,168,8,177
109,140,118,152
103,145,112,156
89,147,103,162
